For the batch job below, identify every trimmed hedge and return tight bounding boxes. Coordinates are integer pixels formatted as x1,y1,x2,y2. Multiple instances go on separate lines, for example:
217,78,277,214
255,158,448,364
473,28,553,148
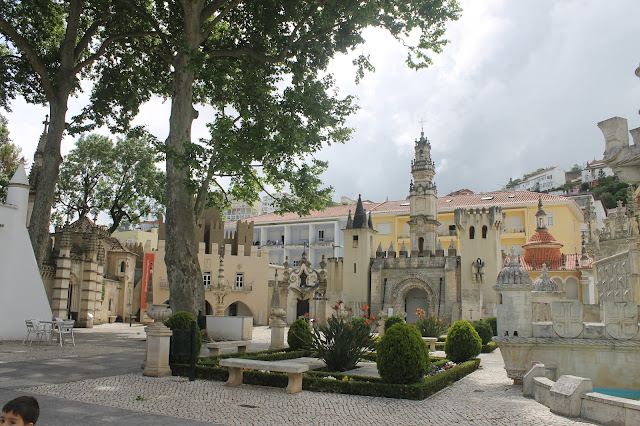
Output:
199,348,310,365
486,316,498,336
384,315,404,330
287,319,313,350
172,358,480,400
444,320,482,363
377,323,430,384
481,341,497,353
472,320,493,345
165,311,202,361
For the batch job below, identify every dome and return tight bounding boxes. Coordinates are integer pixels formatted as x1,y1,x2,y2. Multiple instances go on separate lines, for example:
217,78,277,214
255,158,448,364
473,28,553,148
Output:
495,254,533,289
532,265,561,292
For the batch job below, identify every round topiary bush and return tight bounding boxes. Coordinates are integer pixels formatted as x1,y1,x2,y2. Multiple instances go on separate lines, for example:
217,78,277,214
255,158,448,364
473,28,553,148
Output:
472,320,493,345
376,323,430,384
287,319,313,350
444,320,482,363
165,311,202,358
485,316,498,336
384,315,404,331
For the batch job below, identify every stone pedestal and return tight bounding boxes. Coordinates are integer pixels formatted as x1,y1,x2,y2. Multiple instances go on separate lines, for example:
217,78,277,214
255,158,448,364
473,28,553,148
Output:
143,324,173,377
142,304,172,377
270,320,286,350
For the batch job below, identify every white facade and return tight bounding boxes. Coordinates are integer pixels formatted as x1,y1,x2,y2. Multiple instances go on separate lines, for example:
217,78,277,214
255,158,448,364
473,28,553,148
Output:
0,164,53,339
581,160,613,183
511,167,566,192
260,193,291,215
223,197,261,222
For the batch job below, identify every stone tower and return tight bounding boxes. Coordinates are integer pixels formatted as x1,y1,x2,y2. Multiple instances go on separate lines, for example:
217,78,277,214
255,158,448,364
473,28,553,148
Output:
455,206,504,319
408,130,439,256
342,195,376,308
493,252,533,339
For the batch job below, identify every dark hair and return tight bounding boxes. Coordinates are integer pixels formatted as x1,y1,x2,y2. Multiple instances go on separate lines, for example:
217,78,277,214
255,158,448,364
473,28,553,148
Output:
2,396,40,424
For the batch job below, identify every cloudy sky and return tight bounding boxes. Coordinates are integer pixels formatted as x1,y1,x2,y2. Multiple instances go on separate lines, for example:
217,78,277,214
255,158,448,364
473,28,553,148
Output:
5,0,640,206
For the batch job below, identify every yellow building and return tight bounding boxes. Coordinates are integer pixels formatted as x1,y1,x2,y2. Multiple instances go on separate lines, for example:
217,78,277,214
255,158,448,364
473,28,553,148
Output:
112,228,159,251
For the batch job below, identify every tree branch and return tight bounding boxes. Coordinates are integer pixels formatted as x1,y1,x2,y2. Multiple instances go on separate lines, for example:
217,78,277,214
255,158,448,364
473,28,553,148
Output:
0,16,55,99
201,0,239,40
118,0,175,58
74,21,101,62
60,0,83,68
72,31,157,75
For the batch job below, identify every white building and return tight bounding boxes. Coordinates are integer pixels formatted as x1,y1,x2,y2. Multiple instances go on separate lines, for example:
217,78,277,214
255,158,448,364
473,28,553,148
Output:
222,197,261,222
581,159,613,184
510,166,566,192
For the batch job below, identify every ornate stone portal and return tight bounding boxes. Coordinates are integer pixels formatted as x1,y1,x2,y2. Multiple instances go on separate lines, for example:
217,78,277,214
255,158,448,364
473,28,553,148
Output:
283,252,327,324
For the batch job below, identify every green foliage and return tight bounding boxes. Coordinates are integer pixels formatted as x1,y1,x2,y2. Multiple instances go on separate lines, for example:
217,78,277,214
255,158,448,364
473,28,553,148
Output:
377,323,430,384
384,315,404,331
570,163,583,172
287,319,313,351
591,176,631,209
165,311,202,358
53,133,164,232
523,167,549,180
472,320,493,345
414,309,449,337
481,342,498,353
485,317,498,336
0,113,23,201
581,182,590,191
444,320,482,363
312,314,375,372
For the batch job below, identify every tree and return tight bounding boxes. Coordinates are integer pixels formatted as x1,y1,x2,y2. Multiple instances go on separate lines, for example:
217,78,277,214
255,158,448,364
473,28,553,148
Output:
0,1,153,266
570,163,583,172
54,133,164,233
88,0,461,315
0,113,23,201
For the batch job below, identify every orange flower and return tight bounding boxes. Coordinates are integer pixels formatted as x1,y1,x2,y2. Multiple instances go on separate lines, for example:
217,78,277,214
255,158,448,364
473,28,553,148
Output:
370,314,376,320
430,313,435,317
365,320,371,325
304,312,309,317
337,299,344,304
362,305,370,311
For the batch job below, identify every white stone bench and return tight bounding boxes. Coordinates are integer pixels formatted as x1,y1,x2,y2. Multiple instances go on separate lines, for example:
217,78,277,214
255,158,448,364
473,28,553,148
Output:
206,340,250,357
218,358,309,394
422,337,437,351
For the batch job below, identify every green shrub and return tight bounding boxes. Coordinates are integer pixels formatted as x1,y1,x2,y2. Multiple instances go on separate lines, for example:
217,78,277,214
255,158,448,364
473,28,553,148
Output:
377,323,430,384
485,316,497,336
287,319,313,350
472,320,493,345
384,315,404,331
414,312,449,337
481,341,497,353
165,311,202,358
312,314,375,372
444,320,482,363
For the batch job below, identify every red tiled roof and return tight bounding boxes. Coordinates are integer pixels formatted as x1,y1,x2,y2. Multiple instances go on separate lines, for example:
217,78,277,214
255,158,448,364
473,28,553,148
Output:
522,230,562,247
233,191,573,225
506,254,593,271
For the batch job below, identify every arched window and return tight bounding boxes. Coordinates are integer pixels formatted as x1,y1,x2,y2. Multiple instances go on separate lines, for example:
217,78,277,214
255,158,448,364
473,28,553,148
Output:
418,237,424,253
469,226,475,239
120,261,126,273
482,225,488,239
498,293,503,304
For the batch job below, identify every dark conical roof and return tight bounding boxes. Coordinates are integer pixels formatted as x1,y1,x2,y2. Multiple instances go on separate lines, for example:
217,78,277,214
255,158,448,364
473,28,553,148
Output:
352,194,367,229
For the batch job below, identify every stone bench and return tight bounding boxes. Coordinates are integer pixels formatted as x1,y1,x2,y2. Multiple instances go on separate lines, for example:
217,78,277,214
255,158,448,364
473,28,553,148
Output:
206,340,250,357
218,359,309,394
422,337,437,351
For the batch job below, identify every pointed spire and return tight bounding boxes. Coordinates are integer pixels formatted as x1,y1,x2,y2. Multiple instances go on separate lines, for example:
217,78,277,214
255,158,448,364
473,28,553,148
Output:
436,240,443,251
353,194,367,229
399,241,408,257
368,211,373,229
448,240,456,250
376,242,384,254
346,210,353,229
271,270,281,308
388,242,396,253
535,196,547,230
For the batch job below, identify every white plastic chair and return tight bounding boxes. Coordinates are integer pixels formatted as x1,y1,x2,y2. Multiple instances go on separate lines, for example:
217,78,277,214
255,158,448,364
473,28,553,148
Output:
22,320,37,345
53,320,76,347
23,320,51,345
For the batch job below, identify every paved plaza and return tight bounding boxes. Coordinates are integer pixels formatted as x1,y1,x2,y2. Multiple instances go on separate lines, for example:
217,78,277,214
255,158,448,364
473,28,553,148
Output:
0,324,594,425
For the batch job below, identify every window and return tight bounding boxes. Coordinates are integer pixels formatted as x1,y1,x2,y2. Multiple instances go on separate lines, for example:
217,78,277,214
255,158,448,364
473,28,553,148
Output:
482,225,488,239
353,235,359,248
547,213,554,226
203,271,211,287
293,260,299,267
120,261,126,273
469,226,475,239
235,273,244,290
318,230,325,241
354,263,357,273
376,222,392,235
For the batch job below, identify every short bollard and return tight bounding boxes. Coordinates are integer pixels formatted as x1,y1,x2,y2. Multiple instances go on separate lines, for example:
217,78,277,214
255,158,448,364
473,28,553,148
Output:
189,320,197,382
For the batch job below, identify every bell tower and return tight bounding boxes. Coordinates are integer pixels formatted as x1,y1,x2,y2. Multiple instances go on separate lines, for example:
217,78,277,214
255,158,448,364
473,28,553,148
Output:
408,130,439,255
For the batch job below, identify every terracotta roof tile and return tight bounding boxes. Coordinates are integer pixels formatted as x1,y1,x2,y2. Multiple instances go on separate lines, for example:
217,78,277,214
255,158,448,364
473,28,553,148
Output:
233,191,573,224
523,230,562,246
506,253,593,271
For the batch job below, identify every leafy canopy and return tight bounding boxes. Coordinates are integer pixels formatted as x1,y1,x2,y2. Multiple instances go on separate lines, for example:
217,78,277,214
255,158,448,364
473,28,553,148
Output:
0,113,23,201
53,132,164,233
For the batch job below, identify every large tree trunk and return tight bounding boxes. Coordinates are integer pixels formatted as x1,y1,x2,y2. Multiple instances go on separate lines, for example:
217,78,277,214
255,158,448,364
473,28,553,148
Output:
164,3,205,316
28,95,68,266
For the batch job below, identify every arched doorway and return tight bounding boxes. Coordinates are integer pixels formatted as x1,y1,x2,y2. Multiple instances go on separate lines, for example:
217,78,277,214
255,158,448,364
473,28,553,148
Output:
205,301,213,315
224,301,253,317
67,274,79,321
296,298,310,318
405,287,430,323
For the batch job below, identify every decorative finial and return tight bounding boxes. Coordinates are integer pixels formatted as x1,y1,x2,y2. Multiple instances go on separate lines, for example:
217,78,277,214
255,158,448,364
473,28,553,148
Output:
43,115,49,133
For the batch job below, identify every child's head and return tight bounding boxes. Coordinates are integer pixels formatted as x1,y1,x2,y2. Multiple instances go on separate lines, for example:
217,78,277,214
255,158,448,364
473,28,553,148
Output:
1,396,39,426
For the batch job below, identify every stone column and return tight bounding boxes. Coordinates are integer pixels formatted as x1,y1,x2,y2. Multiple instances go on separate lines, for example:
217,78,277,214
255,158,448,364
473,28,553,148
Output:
143,304,173,377
269,272,287,349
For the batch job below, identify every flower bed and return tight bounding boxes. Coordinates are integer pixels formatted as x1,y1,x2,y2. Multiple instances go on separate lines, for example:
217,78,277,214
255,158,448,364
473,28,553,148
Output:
172,350,480,400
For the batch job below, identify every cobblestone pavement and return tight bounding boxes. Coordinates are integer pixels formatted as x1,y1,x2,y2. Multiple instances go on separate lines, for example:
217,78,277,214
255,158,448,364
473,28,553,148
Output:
8,324,593,425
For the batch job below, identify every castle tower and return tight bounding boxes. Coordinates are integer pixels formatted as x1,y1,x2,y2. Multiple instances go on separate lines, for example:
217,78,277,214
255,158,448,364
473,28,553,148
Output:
342,194,376,307
455,206,504,319
408,130,439,256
